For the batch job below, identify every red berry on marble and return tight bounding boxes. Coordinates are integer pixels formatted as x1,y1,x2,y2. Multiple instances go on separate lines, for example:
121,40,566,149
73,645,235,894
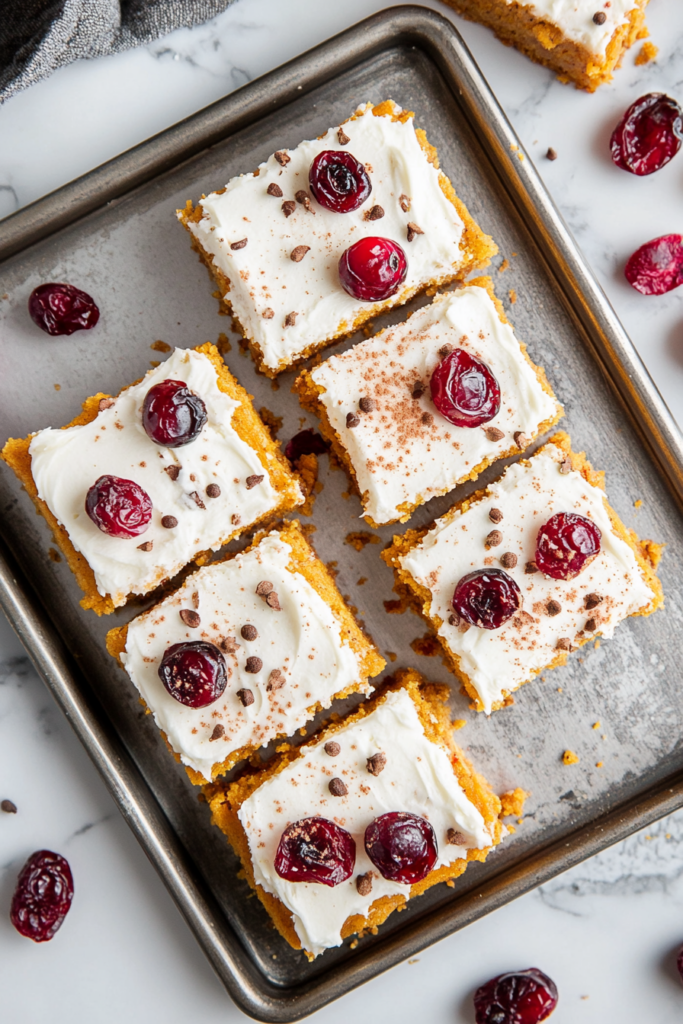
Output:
85,474,152,538
10,850,74,942
535,512,601,581
338,237,408,302
610,93,682,176
453,568,522,630
275,816,356,886
474,968,558,1024
28,283,100,336
430,348,501,427
158,641,228,708
284,429,329,461
365,811,437,884
142,379,207,448
309,150,371,212
625,234,683,295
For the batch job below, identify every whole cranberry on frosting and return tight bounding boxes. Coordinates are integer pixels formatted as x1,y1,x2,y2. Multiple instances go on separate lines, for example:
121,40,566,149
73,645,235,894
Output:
610,93,683,177
309,150,371,213
453,568,522,630
28,283,100,336
142,379,208,448
338,236,407,302
10,850,74,943
85,474,152,538
430,348,501,427
535,512,601,581
474,967,558,1024
365,811,437,884
275,816,356,886
158,641,228,708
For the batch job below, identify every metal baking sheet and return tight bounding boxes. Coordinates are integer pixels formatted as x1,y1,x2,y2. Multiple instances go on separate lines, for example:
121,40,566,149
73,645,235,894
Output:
1,7,683,1021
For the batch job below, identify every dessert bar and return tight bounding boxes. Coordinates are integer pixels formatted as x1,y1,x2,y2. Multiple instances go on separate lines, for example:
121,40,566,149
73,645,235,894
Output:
383,432,663,713
296,278,562,526
178,101,497,376
206,670,505,957
106,520,385,784
1,344,302,614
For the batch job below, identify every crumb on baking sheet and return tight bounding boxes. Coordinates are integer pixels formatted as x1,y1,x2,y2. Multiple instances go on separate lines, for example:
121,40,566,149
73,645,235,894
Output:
562,750,580,765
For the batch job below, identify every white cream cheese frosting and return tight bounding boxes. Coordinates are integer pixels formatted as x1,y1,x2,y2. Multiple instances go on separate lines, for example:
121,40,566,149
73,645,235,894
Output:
510,0,639,56
399,445,655,713
29,349,297,606
309,285,560,525
239,687,491,956
121,532,363,781
185,104,476,372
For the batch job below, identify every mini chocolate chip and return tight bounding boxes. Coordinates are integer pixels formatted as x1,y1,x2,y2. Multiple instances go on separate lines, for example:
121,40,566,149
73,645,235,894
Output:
237,688,255,707
448,614,459,626
500,552,518,569
585,593,603,610
1,799,17,813
295,190,315,213
210,724,225,741
231,513,241,525
189,490,206,509
164,464,181,481
246,474,264,489
593,10,606,23
230,238,248,251
256,580,274,596
137,540,153,551
411,381,425,399
346,412,360,429
282,200,296,217
486,529,503,548
556,637,572,651
98,397,115,411
218,636,240,654
356,872,373,896
421,411,434,426
359,396,376,413
267,668,285,691
245,656,263,673
525,560,538,574
547,147,558,161
337,128,350,145
399,193,411,212
161,515,178,529
407,221,424,242
447,828,468,845
585,617,597,632
284,311,298,327
329,778,348,797
274,150,290,166
262,307,275,319
485,427,505,442
489,508,503,523
367,752,387,776
513,431,529,448
438,344,453,358
324,741,341,757
559,458,572,474
266,591,281,610
364,205,384,221
291,245,310,262
241,624,258,641
206,483,221,498
267,183,283,197
180,609,201,628
547,600,562,616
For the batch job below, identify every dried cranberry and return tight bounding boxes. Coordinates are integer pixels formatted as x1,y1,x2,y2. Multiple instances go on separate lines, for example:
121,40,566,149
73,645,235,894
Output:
430,348,501,427
85,474,152,538
474,968,558,1024
610,93,683,176
142,379,207,448
10,850,74,942
625,234,683,295
275,817,356,886
339,236,407,302
309,150,371,213
535,512,601,580
365,811,437,884
284,429,329,461
28,283,100,337
158,641,228,708
453,568,522,630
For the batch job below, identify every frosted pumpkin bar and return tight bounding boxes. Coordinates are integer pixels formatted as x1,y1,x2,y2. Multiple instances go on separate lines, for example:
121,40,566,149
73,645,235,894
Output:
106,520,385,784
205,670,505,958
1,344,302,614
383,433,663,713
295,278,561,527
177,100,497,376
443,0,649,92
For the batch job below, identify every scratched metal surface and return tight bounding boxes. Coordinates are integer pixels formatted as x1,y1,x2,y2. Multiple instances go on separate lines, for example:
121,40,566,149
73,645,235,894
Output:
1,14,682,1010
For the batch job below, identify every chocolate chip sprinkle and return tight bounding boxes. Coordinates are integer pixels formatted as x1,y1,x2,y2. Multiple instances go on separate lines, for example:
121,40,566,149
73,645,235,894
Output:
585,593,603,610
421,411,434,426
407,221,424,242
559,458,572,474
237,688,254,707
1,799,17,813
245,656,263,673
230,238,248,251
500,552,517,569
513,431,529,448
137,540,153,551
262,307,275,319
274,150,290,166
356,872,373,896
241,624,258,641
438,344,453,358
359,396,376,413
161,515,178,529
246,474,264,489
485,427,505,442
291,245,310,262
364,205,384,221
593,10,606,23
189,490,206,509
447,828,468,845
98,397,115,411
585,617,597,632
218,636,240,654
256,581,274,596
209,724,225,741
547,147,558,161
324,741,341,757
284,311,298,327
367,752,387,776
295,189,315,213
346,412,360,429
267,182,283,197
486,529,503,548
399,194,411,212
489,508,503,524
266,591,281,610
337,128,350,145
547,599,562,616
329,778,348,797
180,609,201,628
525,560,538,574
165,464,181,481
411,381,425,399
206,483,221,498
231,513,241,526
556,637,572,651
267,668,285,691
282,200,296,217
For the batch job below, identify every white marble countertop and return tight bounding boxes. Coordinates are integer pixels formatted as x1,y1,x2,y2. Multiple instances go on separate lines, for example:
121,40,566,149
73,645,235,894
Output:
2,2,683,1021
